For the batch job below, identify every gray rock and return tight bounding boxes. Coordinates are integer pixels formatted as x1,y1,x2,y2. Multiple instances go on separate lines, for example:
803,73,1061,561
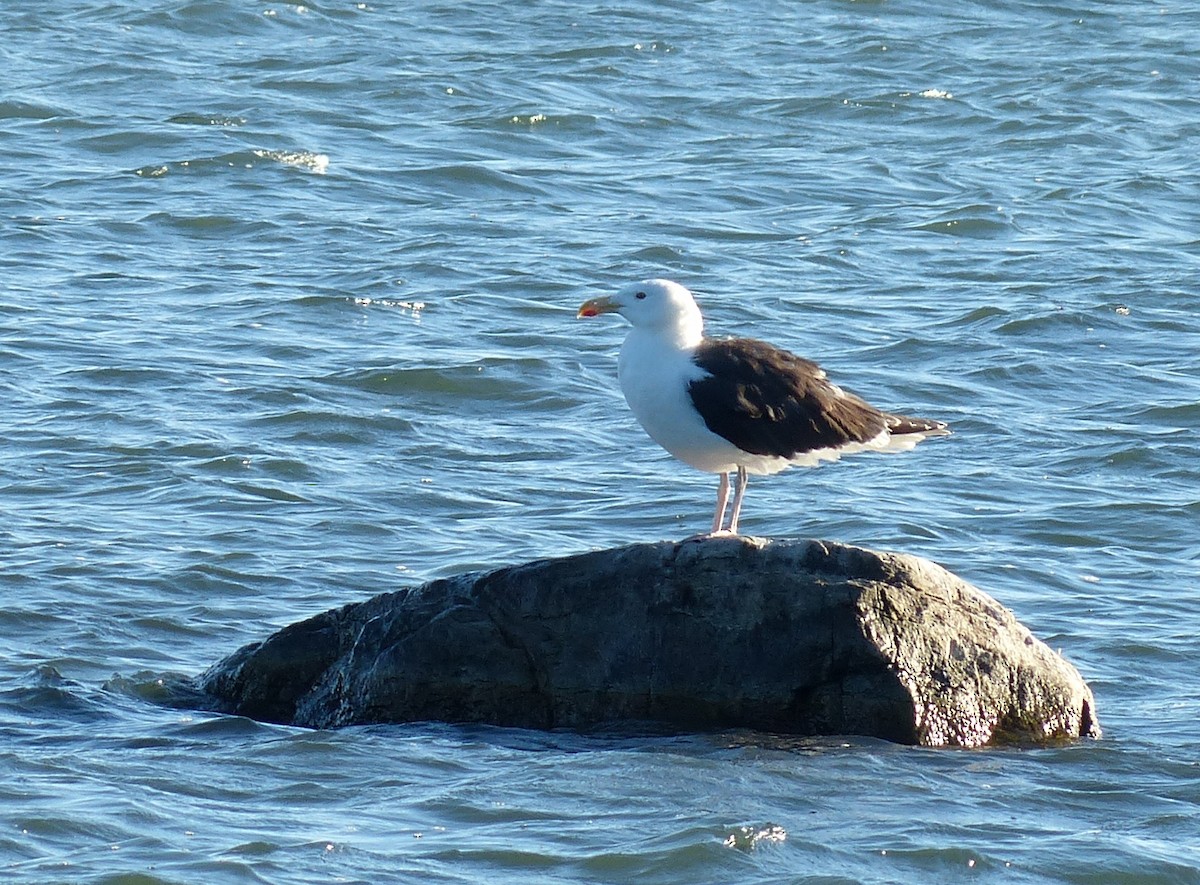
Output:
197,536,1099,747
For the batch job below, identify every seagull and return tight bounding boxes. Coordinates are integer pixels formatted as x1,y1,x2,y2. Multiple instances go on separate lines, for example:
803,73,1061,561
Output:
577,279,949,535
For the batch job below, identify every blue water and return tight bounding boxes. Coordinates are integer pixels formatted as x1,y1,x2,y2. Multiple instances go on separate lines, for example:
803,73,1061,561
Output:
3,1,1200,882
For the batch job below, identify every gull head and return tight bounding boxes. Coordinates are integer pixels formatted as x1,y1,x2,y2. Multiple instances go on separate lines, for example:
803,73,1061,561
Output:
577,279,704,345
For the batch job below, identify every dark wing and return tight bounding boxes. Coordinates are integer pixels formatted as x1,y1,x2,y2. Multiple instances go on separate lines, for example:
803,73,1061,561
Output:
687,337,893,459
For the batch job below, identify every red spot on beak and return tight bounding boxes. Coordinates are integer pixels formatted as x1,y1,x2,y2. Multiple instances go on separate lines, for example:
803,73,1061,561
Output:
577,296,616,319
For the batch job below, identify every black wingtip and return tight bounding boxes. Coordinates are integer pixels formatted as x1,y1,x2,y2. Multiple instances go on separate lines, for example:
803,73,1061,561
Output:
887,415,951,436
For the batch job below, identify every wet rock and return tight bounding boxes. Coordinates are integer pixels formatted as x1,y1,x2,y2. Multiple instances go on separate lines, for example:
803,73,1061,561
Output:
197,536,1099,748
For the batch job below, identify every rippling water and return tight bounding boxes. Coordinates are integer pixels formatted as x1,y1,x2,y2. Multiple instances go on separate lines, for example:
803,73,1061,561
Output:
4,1,1199,882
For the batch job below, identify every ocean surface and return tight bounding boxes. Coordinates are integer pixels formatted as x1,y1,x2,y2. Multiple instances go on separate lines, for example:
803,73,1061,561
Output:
3,0,1199,882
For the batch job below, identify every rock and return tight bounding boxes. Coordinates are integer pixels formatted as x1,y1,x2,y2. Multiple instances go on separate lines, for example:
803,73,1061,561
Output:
196,536,1099,748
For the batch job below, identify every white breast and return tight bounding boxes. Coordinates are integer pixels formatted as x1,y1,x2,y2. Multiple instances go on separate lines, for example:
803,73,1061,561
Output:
617,330,774,474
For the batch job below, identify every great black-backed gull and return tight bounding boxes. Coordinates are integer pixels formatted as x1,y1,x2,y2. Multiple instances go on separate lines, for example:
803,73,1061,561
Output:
577,279,950,535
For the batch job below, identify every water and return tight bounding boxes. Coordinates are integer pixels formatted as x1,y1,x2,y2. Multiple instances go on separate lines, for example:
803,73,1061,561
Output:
3,0,1199,881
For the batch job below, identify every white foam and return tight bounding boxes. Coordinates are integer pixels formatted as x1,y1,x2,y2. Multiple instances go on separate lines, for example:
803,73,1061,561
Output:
253,149,329,174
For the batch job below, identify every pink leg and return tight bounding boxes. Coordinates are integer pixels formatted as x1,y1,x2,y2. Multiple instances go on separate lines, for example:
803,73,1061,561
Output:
711,471,730,534
727,466,748,535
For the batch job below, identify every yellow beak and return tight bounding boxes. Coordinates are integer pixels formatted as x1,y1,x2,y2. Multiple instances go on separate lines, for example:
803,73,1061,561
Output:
577,295,620,319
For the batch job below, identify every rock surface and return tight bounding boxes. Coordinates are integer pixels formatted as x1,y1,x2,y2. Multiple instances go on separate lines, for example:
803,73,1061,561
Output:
197,536,1099,747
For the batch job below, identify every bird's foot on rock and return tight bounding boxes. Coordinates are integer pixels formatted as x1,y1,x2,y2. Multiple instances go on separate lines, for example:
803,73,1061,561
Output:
683,529,740,542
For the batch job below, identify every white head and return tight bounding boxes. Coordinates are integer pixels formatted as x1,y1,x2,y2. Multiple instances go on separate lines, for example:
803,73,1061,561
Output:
577,279,704,347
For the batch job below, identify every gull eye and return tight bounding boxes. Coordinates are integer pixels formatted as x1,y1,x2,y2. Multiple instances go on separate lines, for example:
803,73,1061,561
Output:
635,291,647,300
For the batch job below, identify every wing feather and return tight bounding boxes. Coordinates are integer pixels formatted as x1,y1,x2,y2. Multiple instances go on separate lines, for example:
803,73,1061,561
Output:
687,338,891,458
